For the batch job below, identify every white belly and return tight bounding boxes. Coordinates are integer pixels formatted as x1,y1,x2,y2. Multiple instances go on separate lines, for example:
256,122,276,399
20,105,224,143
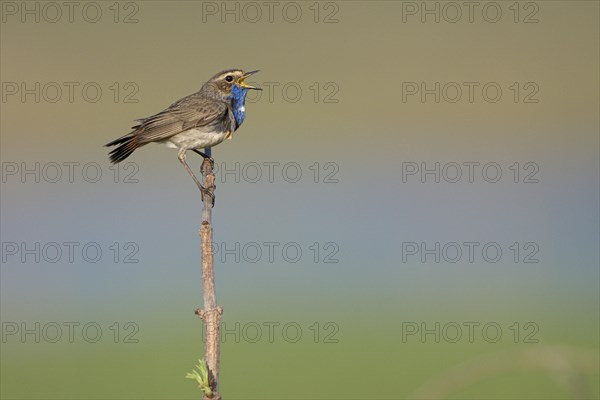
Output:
162,128,230,150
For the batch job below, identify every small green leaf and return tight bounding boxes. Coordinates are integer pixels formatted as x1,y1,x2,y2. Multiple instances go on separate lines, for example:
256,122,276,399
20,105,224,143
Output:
186,359,212,396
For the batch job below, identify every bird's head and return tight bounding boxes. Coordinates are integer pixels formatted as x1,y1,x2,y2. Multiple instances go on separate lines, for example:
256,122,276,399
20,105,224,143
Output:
203,69,261,99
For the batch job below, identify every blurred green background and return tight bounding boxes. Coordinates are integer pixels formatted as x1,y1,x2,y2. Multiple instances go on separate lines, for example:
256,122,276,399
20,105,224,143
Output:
1,1,598,399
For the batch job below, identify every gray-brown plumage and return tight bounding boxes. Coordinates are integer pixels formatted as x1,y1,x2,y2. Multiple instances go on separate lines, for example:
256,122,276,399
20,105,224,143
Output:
106,69,260,200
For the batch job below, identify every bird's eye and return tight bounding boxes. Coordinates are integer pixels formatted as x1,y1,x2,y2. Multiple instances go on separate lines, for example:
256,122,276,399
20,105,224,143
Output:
225,75,233,82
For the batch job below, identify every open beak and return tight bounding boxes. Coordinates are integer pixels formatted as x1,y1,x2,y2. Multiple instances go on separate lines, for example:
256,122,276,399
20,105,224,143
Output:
237,70,261,90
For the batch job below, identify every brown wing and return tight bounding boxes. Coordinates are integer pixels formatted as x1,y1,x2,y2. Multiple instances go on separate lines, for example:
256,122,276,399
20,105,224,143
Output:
133,95,229,144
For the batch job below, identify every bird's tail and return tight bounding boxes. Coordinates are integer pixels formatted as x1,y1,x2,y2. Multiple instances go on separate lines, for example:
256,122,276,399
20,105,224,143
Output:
105,133,140,164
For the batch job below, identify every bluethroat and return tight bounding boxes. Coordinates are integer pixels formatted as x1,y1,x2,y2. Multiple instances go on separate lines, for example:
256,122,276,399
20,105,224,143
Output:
106,69,261,203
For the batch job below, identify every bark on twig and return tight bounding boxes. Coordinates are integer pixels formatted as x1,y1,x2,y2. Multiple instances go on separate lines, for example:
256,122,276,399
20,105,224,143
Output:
194,150,223,399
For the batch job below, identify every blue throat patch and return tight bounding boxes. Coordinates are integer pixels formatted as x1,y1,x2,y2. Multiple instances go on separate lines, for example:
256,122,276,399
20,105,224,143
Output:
230,85,248,129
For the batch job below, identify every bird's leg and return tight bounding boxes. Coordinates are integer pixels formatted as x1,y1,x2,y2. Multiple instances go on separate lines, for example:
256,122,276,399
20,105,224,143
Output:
178,151,215,206
192,148,215,170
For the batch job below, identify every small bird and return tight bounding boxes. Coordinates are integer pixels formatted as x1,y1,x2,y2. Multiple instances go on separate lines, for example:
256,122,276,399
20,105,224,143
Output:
106,69,261,203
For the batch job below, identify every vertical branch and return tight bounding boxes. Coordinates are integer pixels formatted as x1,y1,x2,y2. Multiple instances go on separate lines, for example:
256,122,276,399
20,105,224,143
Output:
195,148,223,400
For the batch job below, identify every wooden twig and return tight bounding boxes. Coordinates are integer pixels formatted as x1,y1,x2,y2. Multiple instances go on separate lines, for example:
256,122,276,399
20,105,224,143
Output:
194,149,223,399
